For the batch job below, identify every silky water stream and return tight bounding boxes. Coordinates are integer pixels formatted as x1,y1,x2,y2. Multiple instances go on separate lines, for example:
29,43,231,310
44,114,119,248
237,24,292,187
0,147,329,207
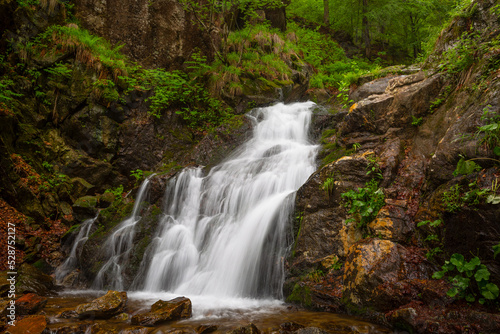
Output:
51,102,393,333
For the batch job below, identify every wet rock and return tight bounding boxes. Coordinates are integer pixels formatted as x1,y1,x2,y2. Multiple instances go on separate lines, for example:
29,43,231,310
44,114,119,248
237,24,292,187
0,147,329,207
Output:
75,290,128,319
385,72,426,94
98,191,115,208
367,205,413,243
89,323,120,334
279,321,304,333
131,297,192,326
120,327,152,334
4,315,46,334
196,324,218,334
72,196,98,221
44,321,91,333
226,323,261,334
74,0,212,69
0,298,9,316
15,293,47,315
294,328,329,334
16,263,59,296
342,239,432,312
350,76,399,102
70,177,95,199
112,312,130,321
57,309,78,318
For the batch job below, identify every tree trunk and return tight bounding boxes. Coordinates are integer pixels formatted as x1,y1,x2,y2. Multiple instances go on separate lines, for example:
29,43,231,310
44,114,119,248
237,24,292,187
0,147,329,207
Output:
323,0,330,27
362,0,371,59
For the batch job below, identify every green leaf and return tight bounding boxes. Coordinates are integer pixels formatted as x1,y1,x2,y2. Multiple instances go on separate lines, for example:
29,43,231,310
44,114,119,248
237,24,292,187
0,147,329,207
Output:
493,243,500,259
479,123,499,131
447,287,459,297
494,146,500,156
432,271,446,279
487,195,500,205
475,268,490,282
450,253,465,268
452,276,470,290
483,283,500,299
465,294,475,303
417,220,430,227
464,257,481,271
430,219,442,227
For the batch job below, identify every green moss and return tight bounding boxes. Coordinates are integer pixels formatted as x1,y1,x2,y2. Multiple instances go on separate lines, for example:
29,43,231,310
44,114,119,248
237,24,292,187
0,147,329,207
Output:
286,283,312,307
61,223,81,239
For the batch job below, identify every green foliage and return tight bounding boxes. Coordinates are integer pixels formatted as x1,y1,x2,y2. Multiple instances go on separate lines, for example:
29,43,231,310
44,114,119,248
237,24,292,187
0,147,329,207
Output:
475,105,500,154
337,80,353,108
411,116,423,126
443,180,498,212
433,253,499,304
342,179,385,229
0,78,23,112
289,21,381,89
286,283,312,307
494,242,500,259
130,169,143,182
453,157,482,177
321,174,335,196
105,185,124,201
441,31,478,75
44,62,73,79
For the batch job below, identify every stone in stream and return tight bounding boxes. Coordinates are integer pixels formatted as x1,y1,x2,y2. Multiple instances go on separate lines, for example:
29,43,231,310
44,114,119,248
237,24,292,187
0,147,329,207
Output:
75,290,128,319
15,293,47,315
279,321,305,333
196,324,218,334
4,315,46,334
16,263,60,296
131,296,192,326
226,323,261,334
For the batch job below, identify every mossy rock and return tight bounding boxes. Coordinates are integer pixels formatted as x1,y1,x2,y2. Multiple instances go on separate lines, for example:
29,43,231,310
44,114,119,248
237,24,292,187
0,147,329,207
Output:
73,196,98,221
286,283,312,308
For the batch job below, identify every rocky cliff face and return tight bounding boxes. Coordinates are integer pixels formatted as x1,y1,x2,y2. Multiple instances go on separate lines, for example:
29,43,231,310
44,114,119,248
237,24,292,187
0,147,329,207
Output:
74,0,213,69
285,1,500,332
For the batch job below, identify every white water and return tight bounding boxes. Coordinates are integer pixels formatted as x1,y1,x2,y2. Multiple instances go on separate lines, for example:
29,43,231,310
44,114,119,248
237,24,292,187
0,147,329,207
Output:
134,102,318,299
92,176,153,290
55,214,98,283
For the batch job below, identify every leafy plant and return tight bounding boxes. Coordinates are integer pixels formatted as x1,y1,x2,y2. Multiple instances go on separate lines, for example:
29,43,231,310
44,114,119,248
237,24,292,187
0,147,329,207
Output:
130,169,144,182
337,80,353,108
341,178,385,229
417,219,443,260
321,175,335,197
433,253,499,304
411,116,423,126
475,105,500,155
105,185,124,201
453,156,482,177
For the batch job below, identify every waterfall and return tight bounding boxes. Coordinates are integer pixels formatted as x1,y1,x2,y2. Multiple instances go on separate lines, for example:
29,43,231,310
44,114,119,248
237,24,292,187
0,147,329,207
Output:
135,102,318,298
55,214,98,283
92,176,153,290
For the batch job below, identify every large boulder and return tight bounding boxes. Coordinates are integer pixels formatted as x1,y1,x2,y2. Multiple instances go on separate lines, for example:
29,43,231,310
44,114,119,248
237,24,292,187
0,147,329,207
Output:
75,290,128,319
16,263,59,296
131,297,192,326
4,315,46,334
15,293,47,315
342,239,432,312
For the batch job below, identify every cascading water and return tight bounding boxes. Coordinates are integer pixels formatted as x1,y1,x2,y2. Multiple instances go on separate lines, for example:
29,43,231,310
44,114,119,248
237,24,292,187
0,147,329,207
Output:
92,176,153,290
134,102,318,299
55,214,98,283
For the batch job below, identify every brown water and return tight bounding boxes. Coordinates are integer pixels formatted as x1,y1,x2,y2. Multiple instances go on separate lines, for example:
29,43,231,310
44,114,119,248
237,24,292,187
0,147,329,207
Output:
42,291,395,334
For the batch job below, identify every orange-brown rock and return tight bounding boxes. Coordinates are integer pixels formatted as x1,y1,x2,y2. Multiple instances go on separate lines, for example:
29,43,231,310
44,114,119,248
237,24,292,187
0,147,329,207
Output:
131,297,191,327
5,315,46,334
15,293,47,315
75,290,127,319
